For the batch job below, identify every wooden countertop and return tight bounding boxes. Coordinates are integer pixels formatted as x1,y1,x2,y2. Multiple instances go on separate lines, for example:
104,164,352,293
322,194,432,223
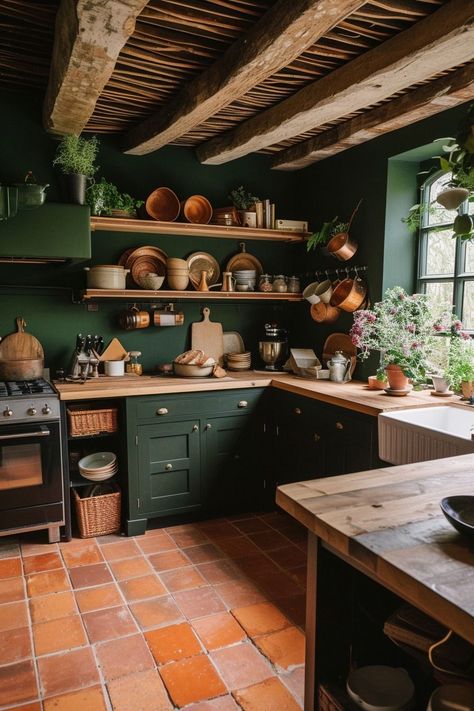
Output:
277,454,474,644
53,371,456,414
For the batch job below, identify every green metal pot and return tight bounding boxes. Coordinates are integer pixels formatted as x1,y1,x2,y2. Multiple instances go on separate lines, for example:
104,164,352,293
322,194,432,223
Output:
14,172,49,210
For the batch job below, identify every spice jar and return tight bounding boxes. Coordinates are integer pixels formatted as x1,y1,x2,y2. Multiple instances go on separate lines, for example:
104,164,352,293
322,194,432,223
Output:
258,274,273,292
272,275,288,293
287,275,301,293
126,351,142,376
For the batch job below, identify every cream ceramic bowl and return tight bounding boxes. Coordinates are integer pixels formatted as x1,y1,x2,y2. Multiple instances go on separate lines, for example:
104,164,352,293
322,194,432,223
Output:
427,684,474,711
303,281,320,304
347,666,415,711
84,265,129,289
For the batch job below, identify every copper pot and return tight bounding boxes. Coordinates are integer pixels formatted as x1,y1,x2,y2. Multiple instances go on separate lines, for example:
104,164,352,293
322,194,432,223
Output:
310,302,341,323
330,277,366,312
119,307,150,330
327,231,358,261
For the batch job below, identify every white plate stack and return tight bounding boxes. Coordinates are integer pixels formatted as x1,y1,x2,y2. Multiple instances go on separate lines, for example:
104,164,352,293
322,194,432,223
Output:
226,351,252,371
78,452,118,482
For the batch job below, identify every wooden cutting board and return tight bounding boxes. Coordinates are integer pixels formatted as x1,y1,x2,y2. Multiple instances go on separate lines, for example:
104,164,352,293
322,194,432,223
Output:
191,307,224,366
0,317,44,360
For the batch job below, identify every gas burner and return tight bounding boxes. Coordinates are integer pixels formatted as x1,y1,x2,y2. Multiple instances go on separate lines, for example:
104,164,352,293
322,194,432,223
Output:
5,379,55,397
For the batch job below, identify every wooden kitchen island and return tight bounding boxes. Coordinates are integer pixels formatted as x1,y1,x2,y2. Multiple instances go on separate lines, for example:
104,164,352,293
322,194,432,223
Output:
277,454,474,710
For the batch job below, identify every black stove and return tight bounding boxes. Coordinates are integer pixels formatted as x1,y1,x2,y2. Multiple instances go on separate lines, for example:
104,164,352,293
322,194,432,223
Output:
0,378,56,398
0,379,59,423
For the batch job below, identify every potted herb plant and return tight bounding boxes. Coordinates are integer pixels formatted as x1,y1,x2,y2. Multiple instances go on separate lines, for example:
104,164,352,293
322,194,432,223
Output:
229,186,260,227
435,103,473,210
53,134,99,205
444,334,474,398
86,178,143,218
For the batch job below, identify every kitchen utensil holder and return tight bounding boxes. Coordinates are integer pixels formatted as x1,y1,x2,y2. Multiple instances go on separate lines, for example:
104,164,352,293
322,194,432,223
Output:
73,484,121,538
67,406,118,437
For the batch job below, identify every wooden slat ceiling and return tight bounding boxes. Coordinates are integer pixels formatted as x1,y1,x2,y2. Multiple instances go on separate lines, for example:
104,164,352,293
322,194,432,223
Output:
1,0,472,168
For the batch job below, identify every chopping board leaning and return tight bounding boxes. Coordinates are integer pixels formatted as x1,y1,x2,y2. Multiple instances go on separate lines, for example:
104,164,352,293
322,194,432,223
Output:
0,316,44,360
191,307,224,366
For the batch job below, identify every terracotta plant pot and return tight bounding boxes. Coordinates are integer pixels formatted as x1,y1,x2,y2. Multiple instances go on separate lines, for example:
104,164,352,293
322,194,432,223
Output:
461,380,474,399
436,187,469,211
368,375,387,390
385,364,409,391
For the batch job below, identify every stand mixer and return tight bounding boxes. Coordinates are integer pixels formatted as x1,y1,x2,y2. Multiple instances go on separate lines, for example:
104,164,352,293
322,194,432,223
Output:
258,323,288,371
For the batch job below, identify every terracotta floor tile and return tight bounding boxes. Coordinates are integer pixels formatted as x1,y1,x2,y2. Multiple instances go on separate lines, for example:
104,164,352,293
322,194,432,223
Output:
75,583,123,613
216,537,260,559
82,605,137,643
107,669,173,711
145,621,202,664
233,676,301,710
0,575,24,603
0,659,38,706
197,521,239,540
160,654,226,707
0,539,20,559
193,612,246,651
274,594,306,627
235,553,281,578
43,685,107,711
21,540,59,557
23,552,63,575
0,600,28,631
101,540,141,561
232,602,291,638
257,572,302,600
267,546,307,571
174,585,226,619
197,560,244,585
135,533,177,555
185,696,240,710
29,590,76,623
281,666,305,706
168,527,209,548
254,627,305,670
26,569,70,597
0,626,31,664
160,566,206,592
95,533,125,545
119,574,166,602
0,557,21,579
248,531,292,551
61,544,103,568
183,543,224,564
6,703,41,711
33,614,87,656
109,556,152,580
277,527,307,548
211,643,273,691
95,633,155,681
148,549,190,572
68,563,113,589
232,519,272,535
38,646,100,697
215,580,267,609
130,596,183,630
287,566,307,589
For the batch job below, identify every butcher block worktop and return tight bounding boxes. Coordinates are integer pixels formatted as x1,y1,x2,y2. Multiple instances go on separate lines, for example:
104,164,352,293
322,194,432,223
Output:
54,371,448,414
277,454,474,645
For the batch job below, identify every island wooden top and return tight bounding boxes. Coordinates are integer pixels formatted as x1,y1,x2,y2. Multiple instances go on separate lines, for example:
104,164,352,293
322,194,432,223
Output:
277,454,474,644
53,371,450,415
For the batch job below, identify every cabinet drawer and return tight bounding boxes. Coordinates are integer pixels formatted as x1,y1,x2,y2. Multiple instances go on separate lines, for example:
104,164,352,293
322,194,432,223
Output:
212,389,263,415
132,388,264,421
134,396,202,421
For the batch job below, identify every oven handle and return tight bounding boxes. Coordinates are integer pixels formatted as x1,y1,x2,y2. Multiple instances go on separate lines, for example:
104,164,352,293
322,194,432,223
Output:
0,429,50,440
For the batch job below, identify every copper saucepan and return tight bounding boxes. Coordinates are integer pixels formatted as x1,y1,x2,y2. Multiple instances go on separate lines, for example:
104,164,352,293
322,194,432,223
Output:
330,277,367,312
326,231,358,261
310,302,341,323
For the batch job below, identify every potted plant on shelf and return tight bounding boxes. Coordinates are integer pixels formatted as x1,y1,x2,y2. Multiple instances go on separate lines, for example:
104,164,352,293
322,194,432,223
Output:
53,134,99,205
435,102,473,211
350,286,446,392
86,178,143,218
229,186,260,227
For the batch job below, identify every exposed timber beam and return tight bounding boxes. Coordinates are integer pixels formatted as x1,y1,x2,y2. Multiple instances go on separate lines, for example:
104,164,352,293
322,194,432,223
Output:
272,63,474,170
196,0,474,165
43,0,148,136
121,0,367,155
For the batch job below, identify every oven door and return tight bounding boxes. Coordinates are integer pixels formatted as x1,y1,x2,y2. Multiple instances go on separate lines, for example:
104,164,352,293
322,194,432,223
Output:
0,421,62,510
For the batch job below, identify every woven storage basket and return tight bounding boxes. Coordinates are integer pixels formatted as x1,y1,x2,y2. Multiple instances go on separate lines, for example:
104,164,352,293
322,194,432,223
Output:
67,406,118,437
73,484,121,538
319,682,360,711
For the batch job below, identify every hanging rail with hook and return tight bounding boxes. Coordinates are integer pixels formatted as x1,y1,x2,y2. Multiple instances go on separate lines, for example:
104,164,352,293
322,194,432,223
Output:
301,265,368,280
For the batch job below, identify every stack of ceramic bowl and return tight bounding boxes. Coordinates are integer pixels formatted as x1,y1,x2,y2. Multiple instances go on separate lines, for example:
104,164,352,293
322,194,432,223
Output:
226,351,252,370
234,270,257,292
78,452,118,482
166,258,189,290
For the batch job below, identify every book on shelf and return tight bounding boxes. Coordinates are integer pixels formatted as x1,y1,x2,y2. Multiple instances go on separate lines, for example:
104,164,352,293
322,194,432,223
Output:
270,204,275,230
275,218,308,232
255,201,264,228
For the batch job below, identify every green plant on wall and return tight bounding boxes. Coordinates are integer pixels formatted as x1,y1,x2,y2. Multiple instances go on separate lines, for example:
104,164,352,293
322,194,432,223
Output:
86,177,143,216
53,135,99,177
401,202,444,233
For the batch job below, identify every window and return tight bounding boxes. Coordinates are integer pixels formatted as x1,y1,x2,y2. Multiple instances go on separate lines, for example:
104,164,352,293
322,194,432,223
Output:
417,171,474,331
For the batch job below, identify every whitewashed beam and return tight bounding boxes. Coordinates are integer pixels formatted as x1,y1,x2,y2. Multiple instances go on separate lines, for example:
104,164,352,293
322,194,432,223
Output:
197,0,474,165
43,0,149,136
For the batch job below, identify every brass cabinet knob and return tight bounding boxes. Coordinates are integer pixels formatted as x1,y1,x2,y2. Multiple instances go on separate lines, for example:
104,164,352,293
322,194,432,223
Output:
314,433,321,442
335,421,344,430
192,424,199,432
238,400,248,408
205,423,212,430
294,407,302,415
156,407,169,416
165,463,173,471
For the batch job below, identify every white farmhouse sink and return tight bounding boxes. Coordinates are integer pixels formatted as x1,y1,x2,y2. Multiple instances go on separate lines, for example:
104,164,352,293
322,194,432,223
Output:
378,406,474,464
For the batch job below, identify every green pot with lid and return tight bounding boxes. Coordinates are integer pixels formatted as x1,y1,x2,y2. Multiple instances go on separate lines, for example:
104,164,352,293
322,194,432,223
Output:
14,171,49,210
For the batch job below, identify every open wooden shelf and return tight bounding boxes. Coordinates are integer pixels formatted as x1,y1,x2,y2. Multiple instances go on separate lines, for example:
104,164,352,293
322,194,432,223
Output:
81,289,303,302
90,216,308,243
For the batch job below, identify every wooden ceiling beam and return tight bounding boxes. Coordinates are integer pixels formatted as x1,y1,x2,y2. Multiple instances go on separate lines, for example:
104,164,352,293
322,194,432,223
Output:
121,0,367,155
197,0,474,165
43,0,149,136
271,63,474,170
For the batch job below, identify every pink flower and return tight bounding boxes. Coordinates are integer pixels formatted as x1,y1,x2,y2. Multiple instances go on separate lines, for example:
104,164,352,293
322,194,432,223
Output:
390,307,397,315
406,323,416,333
411,342,421,350
453,320,463,331
366,313,376,323
461,331,471,340
433,323,444,332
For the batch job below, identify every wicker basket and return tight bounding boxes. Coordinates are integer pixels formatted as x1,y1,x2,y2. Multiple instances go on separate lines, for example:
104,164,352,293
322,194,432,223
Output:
67,406,118,437
73,484,121,538
319,682,360,711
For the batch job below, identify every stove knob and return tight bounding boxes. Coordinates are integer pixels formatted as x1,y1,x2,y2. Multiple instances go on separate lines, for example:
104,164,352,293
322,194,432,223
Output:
27,407,37,416
42,405,52,415
3,407,13,417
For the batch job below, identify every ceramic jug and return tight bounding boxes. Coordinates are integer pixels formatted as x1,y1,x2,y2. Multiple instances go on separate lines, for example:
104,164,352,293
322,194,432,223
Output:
327,351,351,383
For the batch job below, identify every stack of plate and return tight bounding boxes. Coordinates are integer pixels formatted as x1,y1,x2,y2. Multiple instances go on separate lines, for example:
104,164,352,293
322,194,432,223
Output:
119,246,168,287
78,452,118,482
226,351,252,371
233,270,257,290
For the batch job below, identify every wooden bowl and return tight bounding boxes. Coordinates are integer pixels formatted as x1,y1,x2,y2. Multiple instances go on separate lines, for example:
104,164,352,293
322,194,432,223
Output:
310,302,340,323
145,187,180,222
181,195,213,224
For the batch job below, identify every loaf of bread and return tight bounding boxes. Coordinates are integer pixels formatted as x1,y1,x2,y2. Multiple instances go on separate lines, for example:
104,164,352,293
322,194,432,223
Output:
174,350,216,367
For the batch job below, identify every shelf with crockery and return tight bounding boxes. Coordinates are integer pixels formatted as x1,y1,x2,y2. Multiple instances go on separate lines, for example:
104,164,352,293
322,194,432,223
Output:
90,216,308,243
81,289,303,302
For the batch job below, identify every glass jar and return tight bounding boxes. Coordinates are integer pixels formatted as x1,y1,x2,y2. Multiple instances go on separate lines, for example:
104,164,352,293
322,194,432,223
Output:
259,274,273,292
287,275,301,293
272,275,288,293
126,351,142,376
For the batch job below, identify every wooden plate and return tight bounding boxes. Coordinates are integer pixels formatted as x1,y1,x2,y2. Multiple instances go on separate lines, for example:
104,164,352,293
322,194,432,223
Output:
226,242,263,276
118,247,135,267
187,252,220,287
322,332,357,375
131,255,166,285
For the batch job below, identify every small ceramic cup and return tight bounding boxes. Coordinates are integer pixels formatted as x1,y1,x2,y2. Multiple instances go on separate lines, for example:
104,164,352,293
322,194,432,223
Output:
104,360,125,376
303,281,320,304
314,279,333,304
431,375,450,393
